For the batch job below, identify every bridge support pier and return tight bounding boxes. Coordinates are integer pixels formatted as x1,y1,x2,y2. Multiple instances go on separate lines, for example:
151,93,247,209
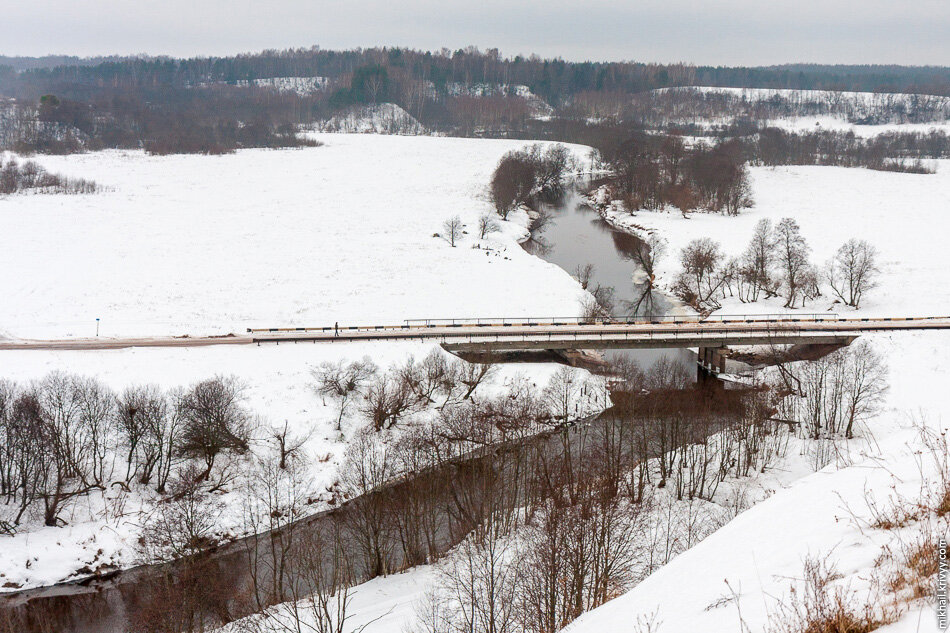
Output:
698,346,728,374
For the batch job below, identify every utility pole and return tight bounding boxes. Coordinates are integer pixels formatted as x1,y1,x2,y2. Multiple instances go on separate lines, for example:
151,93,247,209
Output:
96,318,100,337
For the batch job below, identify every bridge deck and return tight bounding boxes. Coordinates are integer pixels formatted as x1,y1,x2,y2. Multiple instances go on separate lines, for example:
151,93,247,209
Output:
1,316,948,352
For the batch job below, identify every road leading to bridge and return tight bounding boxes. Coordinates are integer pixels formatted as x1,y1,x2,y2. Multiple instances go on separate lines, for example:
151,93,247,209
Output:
1,315,949,352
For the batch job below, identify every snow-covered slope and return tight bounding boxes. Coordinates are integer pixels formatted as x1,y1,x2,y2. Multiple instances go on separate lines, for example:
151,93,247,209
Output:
568,161,950,632
235,76,329,94
566,331,949,633
316,103,426,134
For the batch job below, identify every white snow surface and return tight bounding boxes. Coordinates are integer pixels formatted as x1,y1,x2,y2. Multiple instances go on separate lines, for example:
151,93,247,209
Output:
235,76,330,94
0,134,589,339
602,161,950,320
315,103,426,135
570,161,950,632
565,331,949,633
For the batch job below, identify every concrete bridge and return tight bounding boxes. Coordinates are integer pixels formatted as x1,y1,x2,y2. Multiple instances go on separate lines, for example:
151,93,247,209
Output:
245,314,950,371
4,314,949,371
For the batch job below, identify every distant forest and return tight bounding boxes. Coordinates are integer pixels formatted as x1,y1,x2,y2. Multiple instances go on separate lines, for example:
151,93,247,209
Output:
1,47,950,154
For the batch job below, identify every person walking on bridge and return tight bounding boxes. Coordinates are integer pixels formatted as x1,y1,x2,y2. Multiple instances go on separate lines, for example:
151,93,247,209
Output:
334,321,339,337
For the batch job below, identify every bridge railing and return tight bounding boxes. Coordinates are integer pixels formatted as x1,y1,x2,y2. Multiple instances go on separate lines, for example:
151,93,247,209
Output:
401,313,840,328
247,313,842,334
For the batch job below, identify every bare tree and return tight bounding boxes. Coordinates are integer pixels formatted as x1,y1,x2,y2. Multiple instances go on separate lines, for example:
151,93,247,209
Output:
313,358,377,431
672,238,726,312
442,215,463,247
827,239,879,308
138,463,225,562
117,384,171,486
841,341,888,438
572,263,595,290
419,527,521,633
456,359,497,400
268,420,311,470
338,429,396,577
774,217,811,308
478,213,500,239
740,218,777,302
361,372,416,431
490,153,537,218
542,367,586,425
176,376,252,481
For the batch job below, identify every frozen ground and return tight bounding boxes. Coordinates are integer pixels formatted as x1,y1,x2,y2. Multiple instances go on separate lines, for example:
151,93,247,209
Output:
602,160,950,319
0,134,589,340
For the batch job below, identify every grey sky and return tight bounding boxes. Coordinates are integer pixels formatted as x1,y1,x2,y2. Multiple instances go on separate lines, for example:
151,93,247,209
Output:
4,0,949,65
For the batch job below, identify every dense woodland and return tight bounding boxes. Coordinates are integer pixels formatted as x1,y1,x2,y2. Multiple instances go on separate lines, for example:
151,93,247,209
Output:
2,48,950,154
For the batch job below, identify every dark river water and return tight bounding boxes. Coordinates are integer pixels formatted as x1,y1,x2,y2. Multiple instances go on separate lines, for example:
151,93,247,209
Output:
523,188,695,371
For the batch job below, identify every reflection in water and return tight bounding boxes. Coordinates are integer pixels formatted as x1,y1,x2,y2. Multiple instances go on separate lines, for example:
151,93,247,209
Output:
526,189,675,317
523,186,695,372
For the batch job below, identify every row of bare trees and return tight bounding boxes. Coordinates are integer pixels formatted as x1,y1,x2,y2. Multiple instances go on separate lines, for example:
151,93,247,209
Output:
0,155,98,194
213,355,791,633
312,351,498,433
0,374,252,530
673,219,880,312
412,359,792,633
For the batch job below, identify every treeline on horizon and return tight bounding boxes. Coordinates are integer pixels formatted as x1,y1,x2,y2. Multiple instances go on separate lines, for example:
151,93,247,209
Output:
2,46,950,155
4,48,950,96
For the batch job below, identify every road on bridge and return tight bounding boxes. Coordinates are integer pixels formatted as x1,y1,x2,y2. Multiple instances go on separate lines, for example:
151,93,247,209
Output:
1,315,949,352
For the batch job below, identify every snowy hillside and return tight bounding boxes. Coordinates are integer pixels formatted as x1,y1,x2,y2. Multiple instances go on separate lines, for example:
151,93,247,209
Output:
653,86,950,135
315,103,426,134
566,331,949,633
568,162,950,631
235,76,330,94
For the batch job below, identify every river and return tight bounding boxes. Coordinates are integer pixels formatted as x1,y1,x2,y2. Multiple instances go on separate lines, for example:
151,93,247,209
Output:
522,187,695,371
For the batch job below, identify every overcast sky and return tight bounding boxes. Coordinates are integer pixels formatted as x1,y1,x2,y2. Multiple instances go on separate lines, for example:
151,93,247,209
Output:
4,0,949,66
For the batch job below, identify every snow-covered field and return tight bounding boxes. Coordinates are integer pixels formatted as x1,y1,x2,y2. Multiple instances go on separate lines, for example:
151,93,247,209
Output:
604,161,950,319
0,134,587,339
3,130,950,630
654,86,950,136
